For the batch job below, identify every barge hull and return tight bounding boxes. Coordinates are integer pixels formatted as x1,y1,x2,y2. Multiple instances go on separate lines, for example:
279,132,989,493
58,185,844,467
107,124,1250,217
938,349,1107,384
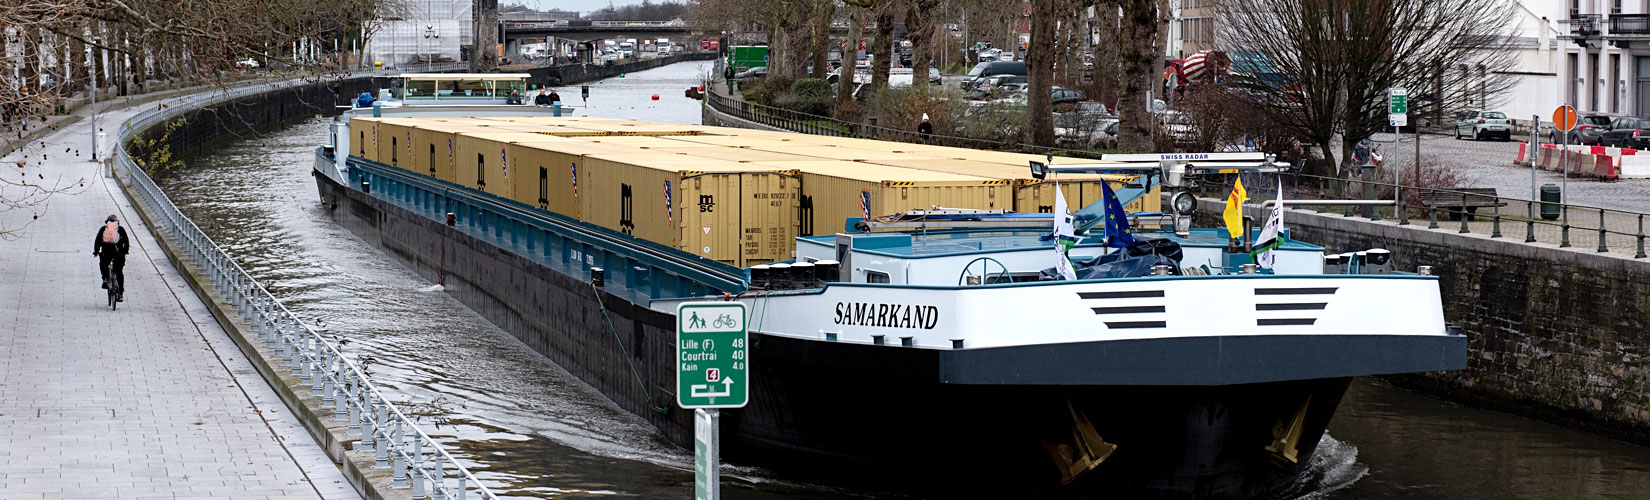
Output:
315,164,1344,498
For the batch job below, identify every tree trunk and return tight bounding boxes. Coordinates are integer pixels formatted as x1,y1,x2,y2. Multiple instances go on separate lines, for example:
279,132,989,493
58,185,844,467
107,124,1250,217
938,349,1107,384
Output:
784,10,811,80
906,0,938,96
1117,0,1158,151
1026,0,1057,146
837,6,864,111
70,31,88,96
1095,1,1120,110
22,31,38,93
810,0,835,80
869,2,897,99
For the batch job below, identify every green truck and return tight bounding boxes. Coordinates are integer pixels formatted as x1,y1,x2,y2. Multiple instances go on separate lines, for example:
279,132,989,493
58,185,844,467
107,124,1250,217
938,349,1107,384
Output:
727,46,769,73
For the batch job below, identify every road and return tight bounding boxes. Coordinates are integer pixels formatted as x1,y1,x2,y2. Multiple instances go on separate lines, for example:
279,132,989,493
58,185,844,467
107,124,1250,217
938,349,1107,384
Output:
1370,131,1650,213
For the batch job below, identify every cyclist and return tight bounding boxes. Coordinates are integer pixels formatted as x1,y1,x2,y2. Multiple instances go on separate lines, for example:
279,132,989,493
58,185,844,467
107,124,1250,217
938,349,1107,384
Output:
93,214,129,301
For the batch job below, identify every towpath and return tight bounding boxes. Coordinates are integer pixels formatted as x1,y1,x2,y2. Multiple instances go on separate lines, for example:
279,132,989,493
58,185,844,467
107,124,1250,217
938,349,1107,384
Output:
1,88,360,499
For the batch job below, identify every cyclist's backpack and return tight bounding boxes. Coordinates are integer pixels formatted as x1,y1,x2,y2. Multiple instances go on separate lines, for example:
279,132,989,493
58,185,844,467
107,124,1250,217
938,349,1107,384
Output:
102,222,119,243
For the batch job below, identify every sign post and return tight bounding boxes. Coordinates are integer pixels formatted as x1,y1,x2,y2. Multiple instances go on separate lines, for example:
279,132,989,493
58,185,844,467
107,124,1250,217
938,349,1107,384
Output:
678,301,749,500
1553,104,1577,246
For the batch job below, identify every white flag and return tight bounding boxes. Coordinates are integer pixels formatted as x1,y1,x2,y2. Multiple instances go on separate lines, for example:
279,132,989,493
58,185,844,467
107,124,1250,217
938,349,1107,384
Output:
1255,178,1285,269
1052,184,1078,280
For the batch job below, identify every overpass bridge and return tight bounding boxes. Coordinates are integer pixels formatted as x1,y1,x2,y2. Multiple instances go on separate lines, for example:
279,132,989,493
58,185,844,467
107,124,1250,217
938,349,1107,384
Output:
503,20,699,43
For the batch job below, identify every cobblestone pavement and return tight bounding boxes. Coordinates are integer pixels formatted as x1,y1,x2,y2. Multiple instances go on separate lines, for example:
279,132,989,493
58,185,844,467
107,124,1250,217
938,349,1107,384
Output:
1369,131,1650,214
1,94,359,499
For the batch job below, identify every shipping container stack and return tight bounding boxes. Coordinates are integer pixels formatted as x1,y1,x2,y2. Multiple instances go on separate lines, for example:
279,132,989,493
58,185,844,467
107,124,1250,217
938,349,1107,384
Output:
352,117,1162,267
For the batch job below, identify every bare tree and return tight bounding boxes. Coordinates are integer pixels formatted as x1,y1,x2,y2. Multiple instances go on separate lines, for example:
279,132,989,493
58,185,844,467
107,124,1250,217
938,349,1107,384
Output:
1219,0,1518,177
1026,0,1059,146
1115,0,1160,150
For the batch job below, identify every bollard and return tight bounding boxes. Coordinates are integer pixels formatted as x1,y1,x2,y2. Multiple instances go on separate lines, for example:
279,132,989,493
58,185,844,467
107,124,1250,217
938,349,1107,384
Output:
359,393,377,452
1361,165,1378,219
411,437,426,499
1398,186,1409,225
1491,198,1503,238
374,405,392,469
1458,192,1469,233
333,362,350,422
1639,215,1648,259
435,455,447,499
392,421,409,487
1599,209,1609,253
312,348,327,397
1428,193,1439,229
1561,205,1572,247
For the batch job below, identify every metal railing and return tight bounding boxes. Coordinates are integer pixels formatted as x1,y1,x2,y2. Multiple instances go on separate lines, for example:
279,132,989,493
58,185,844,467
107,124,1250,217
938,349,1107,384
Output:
1610,14,1650,35
113,79,501,500
1242,172,1650,259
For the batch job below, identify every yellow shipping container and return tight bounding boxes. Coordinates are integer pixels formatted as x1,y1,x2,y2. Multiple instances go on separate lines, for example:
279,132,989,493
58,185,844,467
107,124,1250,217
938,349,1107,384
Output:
647,147,818,163
746,144,946,162
374,119,425,171
453,132,582,199
504,141,656,218
753,160,1011,236
657,134,812,148
579,154,800,266
410,124,518,182
347,117,381,163
573,135,724,149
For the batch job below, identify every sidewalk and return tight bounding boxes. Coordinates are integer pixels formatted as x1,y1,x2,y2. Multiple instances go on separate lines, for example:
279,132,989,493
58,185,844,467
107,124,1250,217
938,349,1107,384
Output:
1,88,359,499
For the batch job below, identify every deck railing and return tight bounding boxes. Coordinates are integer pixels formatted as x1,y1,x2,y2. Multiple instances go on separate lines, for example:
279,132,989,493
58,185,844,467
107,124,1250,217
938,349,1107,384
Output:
113,78,501,500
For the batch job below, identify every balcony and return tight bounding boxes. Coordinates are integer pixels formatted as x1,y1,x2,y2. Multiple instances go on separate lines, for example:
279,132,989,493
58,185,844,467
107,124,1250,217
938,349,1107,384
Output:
1610,14,1650,36
1566,14,1603,38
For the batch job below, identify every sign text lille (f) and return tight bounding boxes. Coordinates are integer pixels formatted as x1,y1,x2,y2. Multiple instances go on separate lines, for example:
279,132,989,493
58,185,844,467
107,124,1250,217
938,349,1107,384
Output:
677,302,749,409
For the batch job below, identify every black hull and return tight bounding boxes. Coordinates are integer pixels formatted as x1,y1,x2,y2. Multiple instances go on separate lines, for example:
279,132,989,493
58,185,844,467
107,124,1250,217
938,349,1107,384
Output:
316,169,1348,499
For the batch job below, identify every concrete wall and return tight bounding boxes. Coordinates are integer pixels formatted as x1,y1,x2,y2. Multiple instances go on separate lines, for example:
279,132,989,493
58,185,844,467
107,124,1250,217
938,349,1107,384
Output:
138,78,381,159
527,52,714,87
1199,198,1650,445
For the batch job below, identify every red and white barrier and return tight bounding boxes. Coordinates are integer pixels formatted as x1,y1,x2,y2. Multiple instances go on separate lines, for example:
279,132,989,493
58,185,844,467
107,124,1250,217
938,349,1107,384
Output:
1518,142,1633,180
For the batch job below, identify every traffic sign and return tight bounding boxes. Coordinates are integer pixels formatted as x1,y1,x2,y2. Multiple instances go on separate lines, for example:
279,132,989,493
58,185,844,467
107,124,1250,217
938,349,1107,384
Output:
1388,88,1408,115
677,302,749,409
1389,114,1408,128
1553,105,1578,131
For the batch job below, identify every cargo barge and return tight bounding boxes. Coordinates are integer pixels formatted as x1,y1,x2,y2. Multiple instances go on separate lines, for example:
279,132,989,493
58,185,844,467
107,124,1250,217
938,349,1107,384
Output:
313,74,1464,498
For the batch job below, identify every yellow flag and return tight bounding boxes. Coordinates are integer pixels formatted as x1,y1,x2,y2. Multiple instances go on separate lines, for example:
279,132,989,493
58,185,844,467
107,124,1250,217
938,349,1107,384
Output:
1223,178,1248,240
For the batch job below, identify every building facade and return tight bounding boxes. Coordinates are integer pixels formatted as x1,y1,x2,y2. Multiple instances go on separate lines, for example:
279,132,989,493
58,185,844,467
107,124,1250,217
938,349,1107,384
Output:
1559,0,1650,118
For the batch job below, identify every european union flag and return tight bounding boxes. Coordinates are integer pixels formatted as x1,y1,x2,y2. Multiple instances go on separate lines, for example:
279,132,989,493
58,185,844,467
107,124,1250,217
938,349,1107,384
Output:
1101,181,1135,248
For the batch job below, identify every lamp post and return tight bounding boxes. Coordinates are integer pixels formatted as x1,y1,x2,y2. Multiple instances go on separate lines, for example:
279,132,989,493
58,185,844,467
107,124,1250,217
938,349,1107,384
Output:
425,25,435,72
87,36,99,162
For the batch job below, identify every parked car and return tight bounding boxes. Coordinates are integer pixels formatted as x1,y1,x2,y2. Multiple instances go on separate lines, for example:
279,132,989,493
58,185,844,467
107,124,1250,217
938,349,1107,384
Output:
978,48,1002,62
1052,87,1088,105
1055,113,1119,150
1159,110,1196,146
235,58,260,69
961,61,1026,90
735,66,769,80
1599,116,1650,149
1453,110,1511,141
1550,112,1620,145
971,74,1028,98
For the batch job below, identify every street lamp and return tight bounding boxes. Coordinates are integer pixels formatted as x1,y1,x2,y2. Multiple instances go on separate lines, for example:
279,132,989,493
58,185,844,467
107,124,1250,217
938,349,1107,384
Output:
425,24,436,72
87,36,100,162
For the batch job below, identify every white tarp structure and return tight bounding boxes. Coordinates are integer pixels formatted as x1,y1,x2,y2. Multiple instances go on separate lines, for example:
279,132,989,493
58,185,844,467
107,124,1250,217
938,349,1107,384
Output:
367,0,473,69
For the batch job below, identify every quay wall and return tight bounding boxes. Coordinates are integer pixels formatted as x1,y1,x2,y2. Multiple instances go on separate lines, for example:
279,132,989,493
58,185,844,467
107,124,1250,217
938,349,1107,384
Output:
1194,198,1650,445
148,77,383,159
527,52,715,87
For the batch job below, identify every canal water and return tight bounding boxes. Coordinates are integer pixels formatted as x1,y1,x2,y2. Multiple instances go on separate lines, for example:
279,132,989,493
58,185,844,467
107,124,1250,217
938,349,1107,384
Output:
155,61,1650,499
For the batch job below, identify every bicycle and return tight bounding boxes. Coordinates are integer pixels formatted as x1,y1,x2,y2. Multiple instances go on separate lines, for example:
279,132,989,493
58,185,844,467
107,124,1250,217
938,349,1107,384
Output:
712,314,735,329
102,259,122,311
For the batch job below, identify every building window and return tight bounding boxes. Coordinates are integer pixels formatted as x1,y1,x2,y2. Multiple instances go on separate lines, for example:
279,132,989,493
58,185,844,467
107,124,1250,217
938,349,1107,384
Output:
865,270,891,283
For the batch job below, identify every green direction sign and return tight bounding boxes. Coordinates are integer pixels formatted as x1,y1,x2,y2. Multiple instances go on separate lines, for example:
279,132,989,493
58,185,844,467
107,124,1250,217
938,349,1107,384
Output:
677,302,749,409
1389,88,1408,115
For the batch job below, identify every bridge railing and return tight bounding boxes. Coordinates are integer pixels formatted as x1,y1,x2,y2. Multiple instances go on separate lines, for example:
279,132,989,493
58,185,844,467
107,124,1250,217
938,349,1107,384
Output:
114,79,503,500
